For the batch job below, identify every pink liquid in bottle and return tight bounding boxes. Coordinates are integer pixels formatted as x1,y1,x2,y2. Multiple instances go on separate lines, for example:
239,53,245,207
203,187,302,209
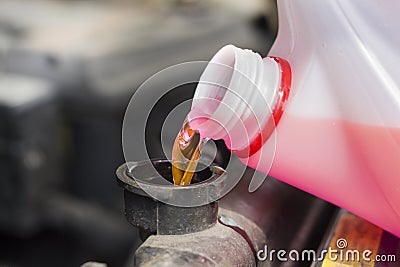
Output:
244,115,400,237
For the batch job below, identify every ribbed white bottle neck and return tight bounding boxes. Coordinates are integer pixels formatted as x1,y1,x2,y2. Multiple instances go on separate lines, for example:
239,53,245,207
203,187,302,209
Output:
190,45,283,153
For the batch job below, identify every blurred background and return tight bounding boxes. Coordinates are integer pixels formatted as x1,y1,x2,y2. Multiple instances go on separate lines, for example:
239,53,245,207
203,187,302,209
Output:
0,0,278,266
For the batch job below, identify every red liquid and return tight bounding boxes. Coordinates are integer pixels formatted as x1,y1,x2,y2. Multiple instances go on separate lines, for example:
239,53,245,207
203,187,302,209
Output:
245,115,400,237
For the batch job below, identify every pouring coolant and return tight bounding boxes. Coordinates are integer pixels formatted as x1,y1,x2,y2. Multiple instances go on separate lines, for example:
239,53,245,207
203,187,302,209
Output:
181,0,400,237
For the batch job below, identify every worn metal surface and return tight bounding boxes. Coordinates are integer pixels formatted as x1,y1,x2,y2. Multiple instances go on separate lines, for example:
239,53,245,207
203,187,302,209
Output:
135,223,255,267
312,209,400,267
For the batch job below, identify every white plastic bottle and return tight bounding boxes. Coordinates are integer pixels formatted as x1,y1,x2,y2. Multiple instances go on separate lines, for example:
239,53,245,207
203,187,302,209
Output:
188,0,400,237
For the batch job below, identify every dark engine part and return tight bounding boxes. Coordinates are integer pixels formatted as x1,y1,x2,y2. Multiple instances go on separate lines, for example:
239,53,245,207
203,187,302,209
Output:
0,74,60,235
0,73,138,267
117,159,337,266
117,160,220,239
117,160,260,266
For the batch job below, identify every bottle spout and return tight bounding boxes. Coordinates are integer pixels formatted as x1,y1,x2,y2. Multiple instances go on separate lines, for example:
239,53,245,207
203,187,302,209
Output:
190,45,291,158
